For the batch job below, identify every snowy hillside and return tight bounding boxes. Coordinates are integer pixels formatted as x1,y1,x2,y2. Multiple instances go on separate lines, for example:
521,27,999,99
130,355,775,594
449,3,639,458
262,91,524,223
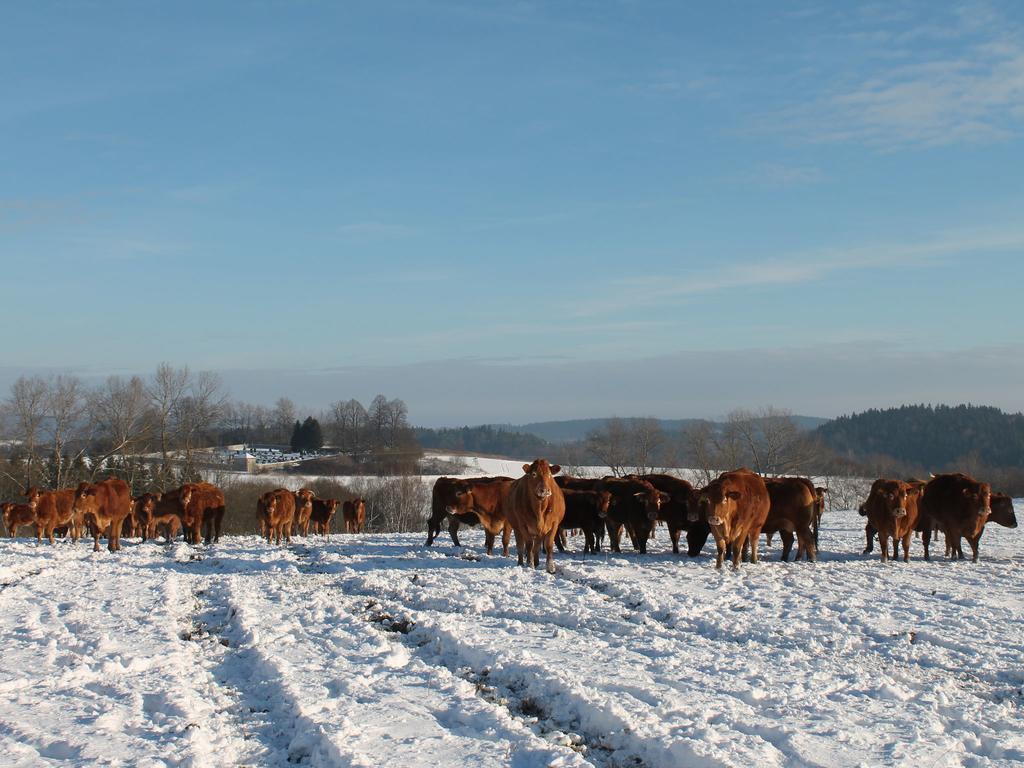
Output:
1,507,1021,767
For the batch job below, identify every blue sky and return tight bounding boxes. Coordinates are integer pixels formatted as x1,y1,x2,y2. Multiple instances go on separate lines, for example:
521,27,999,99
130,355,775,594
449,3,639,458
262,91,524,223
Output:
2,1,1023,424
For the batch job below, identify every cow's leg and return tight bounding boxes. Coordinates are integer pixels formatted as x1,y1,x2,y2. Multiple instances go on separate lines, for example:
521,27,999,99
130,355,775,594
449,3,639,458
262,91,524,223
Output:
46,522,56,546
803,526,817,563
901,531,912,562
554,529,566,553
712,531,726,567
780,530,794,562
730,535,743,568
484,529,496,555
879,531,889,563
607,522,621,553
749,529,761,564
669,526,681,555
544,530,558,573
921,526,931,560
863,524,875,554
687,526,709,557
93,522,102,552
968,534,981,563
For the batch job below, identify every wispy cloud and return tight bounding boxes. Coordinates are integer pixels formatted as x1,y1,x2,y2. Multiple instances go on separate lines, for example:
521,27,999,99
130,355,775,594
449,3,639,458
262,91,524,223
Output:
571,227,1024,317
767,3,1024,148
737,162,825,187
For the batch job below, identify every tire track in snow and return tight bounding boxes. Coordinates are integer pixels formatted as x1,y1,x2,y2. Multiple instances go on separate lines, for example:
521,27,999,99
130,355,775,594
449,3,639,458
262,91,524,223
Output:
211,541,590,768
332,562,786,768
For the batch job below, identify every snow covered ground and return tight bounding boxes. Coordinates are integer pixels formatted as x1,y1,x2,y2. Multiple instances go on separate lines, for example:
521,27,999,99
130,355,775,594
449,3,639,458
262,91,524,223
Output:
1,506,1021,767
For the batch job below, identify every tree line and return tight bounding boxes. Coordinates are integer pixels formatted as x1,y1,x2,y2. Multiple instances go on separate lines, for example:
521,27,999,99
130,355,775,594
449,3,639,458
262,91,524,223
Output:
0,365,422,498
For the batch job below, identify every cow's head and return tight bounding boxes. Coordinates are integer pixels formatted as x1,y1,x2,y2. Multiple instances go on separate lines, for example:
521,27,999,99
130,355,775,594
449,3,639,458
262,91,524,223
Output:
522,459,561,500
989,493,1018,528
263,493,279,517
870,480,911,519
596,490,613,519
2,502,17,533
962,481,992,517
323,498,340,516
23,487,42,510
296,488,315,508
445,483,474,516
134,493,158,520
71,482,100,517
635,484,669,521
697,478,744,530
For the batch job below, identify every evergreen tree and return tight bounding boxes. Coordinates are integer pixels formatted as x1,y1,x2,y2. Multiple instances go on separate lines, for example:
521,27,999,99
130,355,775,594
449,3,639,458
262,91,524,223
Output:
289,420,303,452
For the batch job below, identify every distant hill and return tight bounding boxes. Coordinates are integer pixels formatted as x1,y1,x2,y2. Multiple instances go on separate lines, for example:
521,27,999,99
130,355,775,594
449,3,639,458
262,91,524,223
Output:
510,415,829,443
413,425,552,460
816,404,1024,469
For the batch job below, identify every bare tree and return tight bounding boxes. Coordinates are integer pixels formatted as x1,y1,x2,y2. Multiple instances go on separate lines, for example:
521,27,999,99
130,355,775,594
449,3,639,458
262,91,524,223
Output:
329,398,368,453
175,371,227,476
46,374,87,488
683,421,719,487
386,398,410,448
631,417,666,475
368,394,390,448
88,375,151,482
585,417,631,476
4,376,49,487
272,397,297,444
685,407,817,482
147,363,190,475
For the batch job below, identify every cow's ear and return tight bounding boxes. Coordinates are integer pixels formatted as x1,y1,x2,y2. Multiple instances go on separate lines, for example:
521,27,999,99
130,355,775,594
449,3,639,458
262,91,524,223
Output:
726,490,741,500
550,465,561,475
633,491,646,500
659,492,671,504
155,492,163,501
522,464,532,473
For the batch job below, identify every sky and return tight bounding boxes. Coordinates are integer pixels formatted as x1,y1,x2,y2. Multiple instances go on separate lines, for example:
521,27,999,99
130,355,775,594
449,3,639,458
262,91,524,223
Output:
2,1,1023,425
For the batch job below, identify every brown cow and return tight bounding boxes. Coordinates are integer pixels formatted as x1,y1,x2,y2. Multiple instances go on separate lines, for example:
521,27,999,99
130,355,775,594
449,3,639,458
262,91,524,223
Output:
761,477,818,562
342,497,367,534
132,491,185,543
920,473,991,562
427,476,513,547
439,478,515,555
2,502,37,538
180,482,226,545
641,474,706,556
71,478,132,552
294,488,316,536
505,459,565,573
598,477,668,554
24,487,79,544
944,490,1016,557
698,468,770,569
861,479,922,563
259,488,296,545
309,498,339,535
556,489,611,553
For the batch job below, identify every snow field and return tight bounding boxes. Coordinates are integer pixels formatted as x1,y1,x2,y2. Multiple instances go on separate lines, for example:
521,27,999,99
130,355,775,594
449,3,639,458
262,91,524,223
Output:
0,504,1020,767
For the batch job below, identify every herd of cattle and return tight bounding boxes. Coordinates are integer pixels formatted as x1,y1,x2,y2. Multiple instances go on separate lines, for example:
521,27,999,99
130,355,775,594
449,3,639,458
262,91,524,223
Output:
0,479,367,551
0,464,1018,571
426,462,1018,571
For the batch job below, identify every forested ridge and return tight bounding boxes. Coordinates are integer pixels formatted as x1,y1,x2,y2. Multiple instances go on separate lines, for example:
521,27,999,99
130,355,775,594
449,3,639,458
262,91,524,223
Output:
816,404,1024,469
